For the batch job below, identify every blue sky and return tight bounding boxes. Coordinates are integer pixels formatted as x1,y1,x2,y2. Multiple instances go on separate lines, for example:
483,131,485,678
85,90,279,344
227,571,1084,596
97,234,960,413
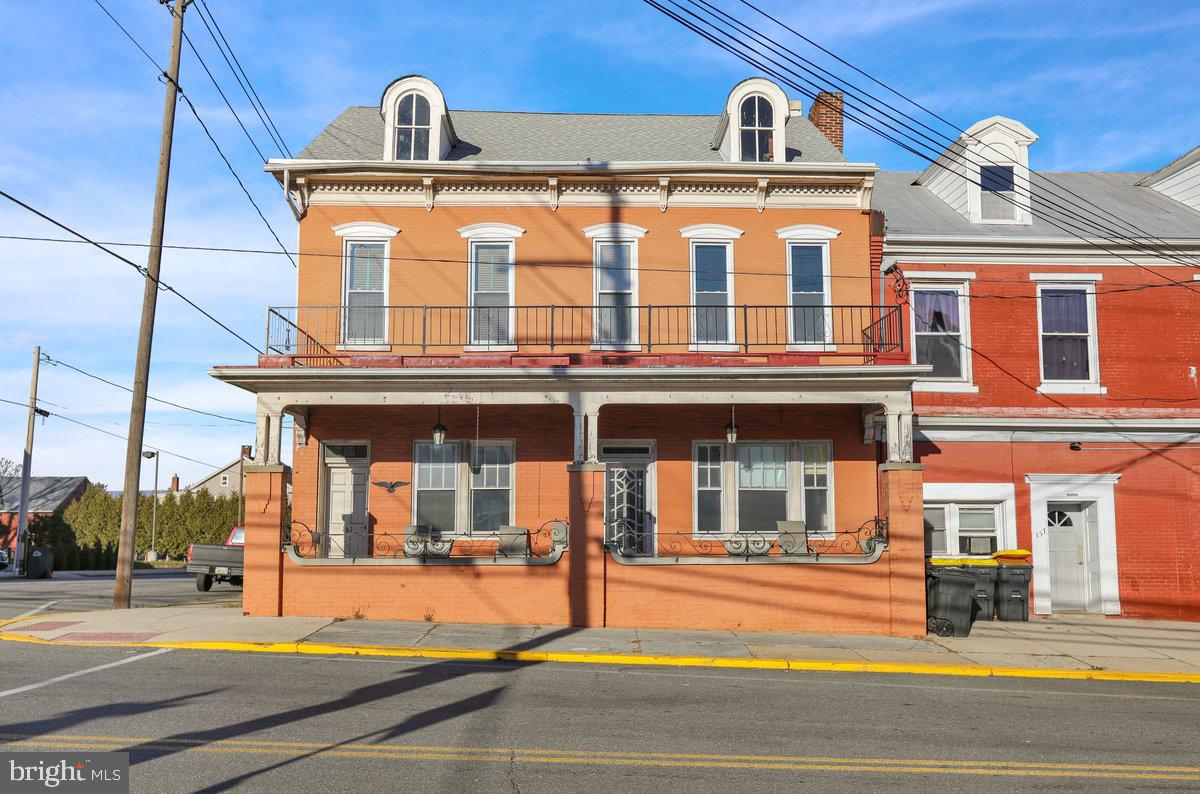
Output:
1,0,1197,489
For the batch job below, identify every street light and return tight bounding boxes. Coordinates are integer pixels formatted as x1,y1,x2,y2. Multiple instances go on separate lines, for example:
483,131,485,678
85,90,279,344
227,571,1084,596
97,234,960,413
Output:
141,450,158,562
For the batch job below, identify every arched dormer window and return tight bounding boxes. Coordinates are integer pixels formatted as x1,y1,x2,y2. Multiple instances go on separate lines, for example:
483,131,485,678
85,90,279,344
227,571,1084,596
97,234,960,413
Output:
380,75,451,162
395,92,431,161
739,95,774,162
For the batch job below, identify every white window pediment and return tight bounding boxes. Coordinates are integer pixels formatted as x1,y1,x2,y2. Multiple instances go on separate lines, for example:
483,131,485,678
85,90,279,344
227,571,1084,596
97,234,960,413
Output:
775,224,841,241
332,221,400,240
457,222,526,240
582,222,650,240
679,223,744,240
380,75,452,162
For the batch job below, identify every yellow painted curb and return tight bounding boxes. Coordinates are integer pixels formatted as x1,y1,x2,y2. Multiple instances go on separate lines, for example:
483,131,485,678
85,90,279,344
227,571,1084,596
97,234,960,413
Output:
1,621,1198,684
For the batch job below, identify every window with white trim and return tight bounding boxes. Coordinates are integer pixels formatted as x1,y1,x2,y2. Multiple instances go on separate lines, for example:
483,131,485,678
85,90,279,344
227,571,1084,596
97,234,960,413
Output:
343,241,387,345
738,95,774,162
693,441,833,535
414,441,515,536
594,240,636,345
219,474,229,488
912,284,970,380
788,244,830,344
469,442,513,533
1038,285,1097,383
692,242,733,344
924,502,1002,556
470,241,514,345
415,442,458,535
394,92,431,161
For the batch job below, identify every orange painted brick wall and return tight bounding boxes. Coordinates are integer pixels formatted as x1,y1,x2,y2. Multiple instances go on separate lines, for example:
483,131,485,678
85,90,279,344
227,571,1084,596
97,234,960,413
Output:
298,204,873,310
918,439,1200,620
272,403,926,635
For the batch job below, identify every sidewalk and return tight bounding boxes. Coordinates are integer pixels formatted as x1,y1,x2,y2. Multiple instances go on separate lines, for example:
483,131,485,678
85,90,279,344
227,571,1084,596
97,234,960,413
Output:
3,603,1198,681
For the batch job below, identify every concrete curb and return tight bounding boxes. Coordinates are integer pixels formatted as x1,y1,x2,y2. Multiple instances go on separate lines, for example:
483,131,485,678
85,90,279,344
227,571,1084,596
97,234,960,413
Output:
1,614,1196,684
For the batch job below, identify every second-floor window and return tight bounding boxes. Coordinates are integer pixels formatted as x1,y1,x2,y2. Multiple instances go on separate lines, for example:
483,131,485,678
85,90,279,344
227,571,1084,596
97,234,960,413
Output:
789,244,830,344
343,242,386,346
469,241,514,345
693,242,733,345
595,241,636,346
912,285,968,380
1038,285,1097,384
395,92,431,161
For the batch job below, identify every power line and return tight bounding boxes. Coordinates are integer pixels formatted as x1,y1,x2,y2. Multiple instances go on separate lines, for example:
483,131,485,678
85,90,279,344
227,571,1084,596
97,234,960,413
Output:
0,190,263,353
0,397,220,468
91,0,297,268
182,27,270,162
3,231,1198,298
672,0,1200,275
646,0,1200,289
193,0,293,158
40,354,254,425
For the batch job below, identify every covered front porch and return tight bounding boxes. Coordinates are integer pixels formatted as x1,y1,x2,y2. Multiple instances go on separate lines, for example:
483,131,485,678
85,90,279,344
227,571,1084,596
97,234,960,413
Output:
213,364,929,635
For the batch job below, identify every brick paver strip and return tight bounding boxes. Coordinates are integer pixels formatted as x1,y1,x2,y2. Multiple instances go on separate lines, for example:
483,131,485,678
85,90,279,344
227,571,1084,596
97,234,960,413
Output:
52,632,161,643
17,621,82,632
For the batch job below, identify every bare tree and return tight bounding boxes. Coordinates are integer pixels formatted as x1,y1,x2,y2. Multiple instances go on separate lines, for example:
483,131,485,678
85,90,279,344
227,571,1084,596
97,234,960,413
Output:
0,457,21,479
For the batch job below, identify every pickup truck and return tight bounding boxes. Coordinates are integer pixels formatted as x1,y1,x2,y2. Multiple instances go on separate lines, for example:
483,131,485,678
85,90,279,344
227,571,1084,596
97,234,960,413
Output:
186,526,244,591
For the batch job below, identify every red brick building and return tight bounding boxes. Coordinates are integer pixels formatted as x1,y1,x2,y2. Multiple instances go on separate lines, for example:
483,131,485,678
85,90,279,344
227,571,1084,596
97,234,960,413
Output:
213,76,1200,632
875,126,1200,620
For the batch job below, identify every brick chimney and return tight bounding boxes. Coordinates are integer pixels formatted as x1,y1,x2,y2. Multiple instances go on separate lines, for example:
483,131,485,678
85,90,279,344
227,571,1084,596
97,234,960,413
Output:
170,473,179,492
808,91,844,152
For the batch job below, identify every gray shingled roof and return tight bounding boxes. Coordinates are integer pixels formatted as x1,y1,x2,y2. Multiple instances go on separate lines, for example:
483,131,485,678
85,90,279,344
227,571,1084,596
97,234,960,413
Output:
299,106,846,163
874,171,1200,239
0,476,89,514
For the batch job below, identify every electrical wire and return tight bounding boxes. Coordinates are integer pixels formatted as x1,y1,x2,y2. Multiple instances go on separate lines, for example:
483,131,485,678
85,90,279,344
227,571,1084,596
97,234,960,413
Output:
40,354,254,425
0,190,263,353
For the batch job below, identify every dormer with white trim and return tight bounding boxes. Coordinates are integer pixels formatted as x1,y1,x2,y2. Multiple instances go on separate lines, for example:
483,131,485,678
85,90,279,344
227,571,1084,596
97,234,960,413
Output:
715,78,790,164
380,75,456,162
915,116,1037,225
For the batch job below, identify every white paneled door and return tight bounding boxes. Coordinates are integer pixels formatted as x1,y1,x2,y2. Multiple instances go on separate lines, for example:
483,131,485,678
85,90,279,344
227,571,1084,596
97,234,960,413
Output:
326,463,369,558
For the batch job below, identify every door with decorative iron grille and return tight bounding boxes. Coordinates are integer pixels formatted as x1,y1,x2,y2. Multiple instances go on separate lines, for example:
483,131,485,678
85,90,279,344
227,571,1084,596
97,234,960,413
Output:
605,465,649,556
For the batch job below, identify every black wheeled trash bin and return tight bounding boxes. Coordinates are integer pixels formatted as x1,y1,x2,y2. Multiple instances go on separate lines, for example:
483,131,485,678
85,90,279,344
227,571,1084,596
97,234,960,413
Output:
996,562,1033,621
25,547,53,579
926,566,977,637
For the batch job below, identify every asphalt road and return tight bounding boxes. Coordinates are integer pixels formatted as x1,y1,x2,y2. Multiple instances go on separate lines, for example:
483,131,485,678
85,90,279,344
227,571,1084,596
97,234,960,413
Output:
0,632,1197,792
0,572,239,621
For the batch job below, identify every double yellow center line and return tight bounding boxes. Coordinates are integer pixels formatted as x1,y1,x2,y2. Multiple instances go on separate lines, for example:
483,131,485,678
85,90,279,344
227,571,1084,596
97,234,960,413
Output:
3,734,1198,781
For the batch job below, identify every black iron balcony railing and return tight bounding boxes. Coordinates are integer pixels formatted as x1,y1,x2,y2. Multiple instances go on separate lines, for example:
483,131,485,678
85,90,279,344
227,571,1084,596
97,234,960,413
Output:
284,521,570,566
266,304,903,358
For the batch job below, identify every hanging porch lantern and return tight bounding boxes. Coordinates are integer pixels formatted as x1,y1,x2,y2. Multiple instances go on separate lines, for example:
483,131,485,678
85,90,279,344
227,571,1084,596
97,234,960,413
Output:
432,407,447,445
725,405,738,444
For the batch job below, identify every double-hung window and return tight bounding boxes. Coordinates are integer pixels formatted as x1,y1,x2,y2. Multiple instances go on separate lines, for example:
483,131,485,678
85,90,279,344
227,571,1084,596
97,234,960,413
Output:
788,244,830,344
912,285,968,380
343,241,387,346
924,502,1001,556
595,241,636,345
693,441,833,536
414,442,458,536
693,242,733,345
1037,284,1098,387
414,440,514,535
470,241,514,345
980,165,1016,221
469,442,513,533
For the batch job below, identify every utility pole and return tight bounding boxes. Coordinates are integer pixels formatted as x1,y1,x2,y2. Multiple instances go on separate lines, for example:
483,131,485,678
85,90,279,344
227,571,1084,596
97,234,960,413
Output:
114,0,191,608
14,346,48,578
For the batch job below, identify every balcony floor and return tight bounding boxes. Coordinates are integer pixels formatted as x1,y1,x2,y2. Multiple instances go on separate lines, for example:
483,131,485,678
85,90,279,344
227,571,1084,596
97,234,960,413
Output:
257,350,911,369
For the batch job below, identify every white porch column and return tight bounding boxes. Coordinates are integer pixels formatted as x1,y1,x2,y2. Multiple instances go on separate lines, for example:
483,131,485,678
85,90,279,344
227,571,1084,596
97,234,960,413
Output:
885,408,914,463
571,409,585,464
585,410,600,464
254,404,285,465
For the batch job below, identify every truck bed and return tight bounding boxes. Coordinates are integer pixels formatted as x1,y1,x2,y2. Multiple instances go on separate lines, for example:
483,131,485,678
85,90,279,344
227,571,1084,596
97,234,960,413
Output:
187,544,243,575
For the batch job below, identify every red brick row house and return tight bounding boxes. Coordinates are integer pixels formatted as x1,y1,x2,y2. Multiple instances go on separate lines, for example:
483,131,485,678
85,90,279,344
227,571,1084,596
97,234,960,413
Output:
213,75,1200,632
874,128,1200,621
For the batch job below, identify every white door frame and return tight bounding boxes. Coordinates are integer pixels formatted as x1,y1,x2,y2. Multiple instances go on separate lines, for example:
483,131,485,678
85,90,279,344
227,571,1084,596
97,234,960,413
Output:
1025,473,1121,615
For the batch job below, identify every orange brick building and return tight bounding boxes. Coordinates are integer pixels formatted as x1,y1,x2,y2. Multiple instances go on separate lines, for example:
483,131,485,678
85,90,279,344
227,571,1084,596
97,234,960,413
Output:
213,76,1200,632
